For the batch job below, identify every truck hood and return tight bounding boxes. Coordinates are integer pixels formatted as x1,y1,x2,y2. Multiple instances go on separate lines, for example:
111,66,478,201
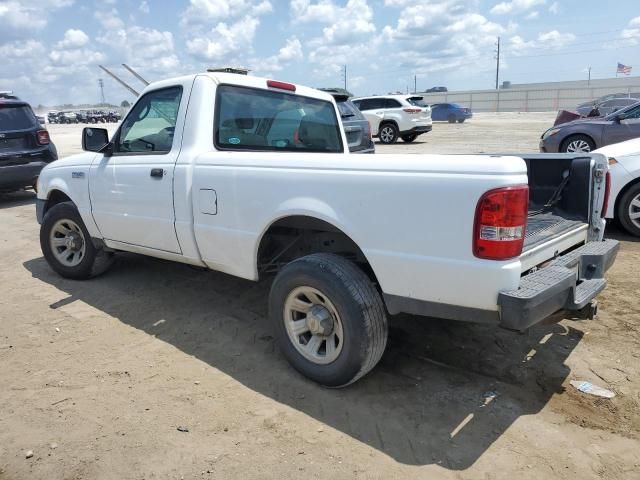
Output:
44,152,97,169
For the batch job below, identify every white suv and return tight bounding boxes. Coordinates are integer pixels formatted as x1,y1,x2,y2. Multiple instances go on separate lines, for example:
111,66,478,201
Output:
351,95,432,144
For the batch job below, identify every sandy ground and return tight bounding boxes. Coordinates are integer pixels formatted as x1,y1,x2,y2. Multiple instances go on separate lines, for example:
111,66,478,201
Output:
1,113,639,479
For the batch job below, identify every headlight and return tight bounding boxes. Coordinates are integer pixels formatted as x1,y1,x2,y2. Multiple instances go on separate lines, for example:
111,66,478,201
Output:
542,128,561,139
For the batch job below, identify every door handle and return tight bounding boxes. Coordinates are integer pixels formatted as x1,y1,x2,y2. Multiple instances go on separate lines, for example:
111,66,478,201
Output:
150,168,164,178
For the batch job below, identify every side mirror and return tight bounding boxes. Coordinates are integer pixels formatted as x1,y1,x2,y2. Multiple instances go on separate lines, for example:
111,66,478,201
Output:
82,127,111,154
614,115,623,123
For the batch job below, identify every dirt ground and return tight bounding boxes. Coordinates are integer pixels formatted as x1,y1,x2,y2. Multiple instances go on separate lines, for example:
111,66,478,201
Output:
1,113,639,479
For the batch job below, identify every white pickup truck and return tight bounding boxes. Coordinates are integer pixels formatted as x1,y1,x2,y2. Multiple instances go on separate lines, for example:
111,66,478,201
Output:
36,72,619,387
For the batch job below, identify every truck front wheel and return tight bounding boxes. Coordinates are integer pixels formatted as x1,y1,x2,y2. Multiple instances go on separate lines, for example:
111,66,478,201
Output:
269,253,388,387
40,201,114,279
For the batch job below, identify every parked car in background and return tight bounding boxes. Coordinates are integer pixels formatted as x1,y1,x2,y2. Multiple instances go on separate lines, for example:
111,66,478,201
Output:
576,97,639,117
594,138,640,236
0,92,57,192
59,111,79,124
35,114,45,124
318,88,374,153
540,101,640,153
47,111,60,124
430,103,473,123
426,86,447,93
351,95,432,144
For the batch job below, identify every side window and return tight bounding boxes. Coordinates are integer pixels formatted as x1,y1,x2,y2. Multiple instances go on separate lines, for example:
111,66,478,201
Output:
622,105,640,119
215,84,343,153
116,86,182,154
384,99,402,108
356,99,373,111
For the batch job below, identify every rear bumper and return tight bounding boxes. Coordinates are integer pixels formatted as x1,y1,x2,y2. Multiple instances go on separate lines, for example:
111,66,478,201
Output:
400,125,432,135
0,160,48,191
498,239,619,330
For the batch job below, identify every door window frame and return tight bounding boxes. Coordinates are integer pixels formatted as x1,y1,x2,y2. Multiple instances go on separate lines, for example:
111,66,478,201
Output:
110,85,184,157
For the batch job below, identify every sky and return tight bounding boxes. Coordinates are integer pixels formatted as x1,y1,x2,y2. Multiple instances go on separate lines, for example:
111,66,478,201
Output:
1,0,639,106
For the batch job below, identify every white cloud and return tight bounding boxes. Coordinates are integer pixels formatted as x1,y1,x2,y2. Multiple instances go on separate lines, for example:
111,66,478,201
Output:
94,8,125,29
525,10,539,20
251,36,303,74
621,16,640,46
185,15,260,61
548,2,559,14
181,0,271,26
49,48,105,66
139,1,149,14
0,0,73,36
508,29,575,54
56,29,89,49
491,0,545,15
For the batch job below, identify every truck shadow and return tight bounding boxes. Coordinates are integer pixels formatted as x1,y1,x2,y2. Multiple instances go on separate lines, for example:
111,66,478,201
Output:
0,190,35,209
24,253,580,470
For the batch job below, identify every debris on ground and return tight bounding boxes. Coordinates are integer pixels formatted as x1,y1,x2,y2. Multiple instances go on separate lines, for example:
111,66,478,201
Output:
481,390,499,407
177,426,189,433
25,450,33,459
569,380,616,398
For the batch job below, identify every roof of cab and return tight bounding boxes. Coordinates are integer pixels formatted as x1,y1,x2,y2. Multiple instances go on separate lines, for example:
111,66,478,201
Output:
139,72,336,104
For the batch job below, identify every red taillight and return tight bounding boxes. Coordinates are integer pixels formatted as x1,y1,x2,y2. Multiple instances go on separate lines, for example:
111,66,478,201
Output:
473,185,529,260
403,108,421,113
601,171,611,218
267,80,296,92
36,129,50,145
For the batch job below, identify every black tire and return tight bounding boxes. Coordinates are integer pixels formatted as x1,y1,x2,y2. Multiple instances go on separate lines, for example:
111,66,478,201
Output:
378,123,398,144
269,253,388,387
401,134,418,143
617,182,640,237
560,134,595,153
457,119,465,123
40,201,114,279
448,114,456,123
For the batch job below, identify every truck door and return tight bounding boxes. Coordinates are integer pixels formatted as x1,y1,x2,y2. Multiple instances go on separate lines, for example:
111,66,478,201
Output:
89,86,183,253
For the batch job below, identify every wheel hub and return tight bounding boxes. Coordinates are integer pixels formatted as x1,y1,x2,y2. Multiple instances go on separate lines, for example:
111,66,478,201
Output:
65,232,83,251
306,304,334,336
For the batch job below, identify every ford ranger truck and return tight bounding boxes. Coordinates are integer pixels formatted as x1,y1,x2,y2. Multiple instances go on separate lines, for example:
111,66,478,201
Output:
35,73,619,387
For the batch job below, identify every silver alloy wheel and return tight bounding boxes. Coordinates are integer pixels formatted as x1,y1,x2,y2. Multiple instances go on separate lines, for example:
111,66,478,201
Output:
379,126,395,143
628,194,640,229
49,218,86,267
566,139,591,152
283,286,344,365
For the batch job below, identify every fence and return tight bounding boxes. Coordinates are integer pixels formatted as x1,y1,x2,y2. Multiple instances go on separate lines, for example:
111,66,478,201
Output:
419,83,640,112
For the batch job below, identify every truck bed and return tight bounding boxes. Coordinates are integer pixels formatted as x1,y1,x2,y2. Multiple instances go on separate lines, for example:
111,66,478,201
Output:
523,213,586,252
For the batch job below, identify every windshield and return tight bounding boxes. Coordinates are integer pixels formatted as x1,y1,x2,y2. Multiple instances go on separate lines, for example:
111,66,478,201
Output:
0,104,37,131
605,101,640,119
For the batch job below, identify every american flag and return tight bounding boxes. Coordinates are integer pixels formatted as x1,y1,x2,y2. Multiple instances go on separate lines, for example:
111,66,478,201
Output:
617,63,632,75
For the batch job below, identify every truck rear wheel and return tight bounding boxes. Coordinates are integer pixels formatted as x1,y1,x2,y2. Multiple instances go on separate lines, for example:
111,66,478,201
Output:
269,253,388,387
40,201,114,279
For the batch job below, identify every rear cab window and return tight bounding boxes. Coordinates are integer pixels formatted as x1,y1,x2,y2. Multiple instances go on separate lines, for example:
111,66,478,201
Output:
215,85,343,153
0,104,38,131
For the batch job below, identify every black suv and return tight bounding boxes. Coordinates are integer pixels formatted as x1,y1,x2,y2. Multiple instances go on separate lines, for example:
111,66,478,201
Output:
0,92,57,193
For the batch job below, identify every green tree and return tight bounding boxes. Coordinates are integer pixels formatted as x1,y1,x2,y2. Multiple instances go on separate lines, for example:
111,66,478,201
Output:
120,100,130,108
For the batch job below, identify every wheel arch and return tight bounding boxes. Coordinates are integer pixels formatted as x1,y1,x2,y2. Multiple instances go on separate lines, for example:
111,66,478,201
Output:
613,176,640,220
255,213,381,287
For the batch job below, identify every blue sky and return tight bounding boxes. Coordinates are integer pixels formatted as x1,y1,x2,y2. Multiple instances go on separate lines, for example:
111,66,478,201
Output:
1,0,639,105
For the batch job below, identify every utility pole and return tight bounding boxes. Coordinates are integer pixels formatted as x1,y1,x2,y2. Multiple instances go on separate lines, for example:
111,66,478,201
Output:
342,65,347,90
588,66,591,86
495,36,500,90
98,78,105,104
414,75,417,93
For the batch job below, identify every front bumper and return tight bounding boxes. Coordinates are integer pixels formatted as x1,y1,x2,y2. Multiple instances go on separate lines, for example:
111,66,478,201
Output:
498,239,619,331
